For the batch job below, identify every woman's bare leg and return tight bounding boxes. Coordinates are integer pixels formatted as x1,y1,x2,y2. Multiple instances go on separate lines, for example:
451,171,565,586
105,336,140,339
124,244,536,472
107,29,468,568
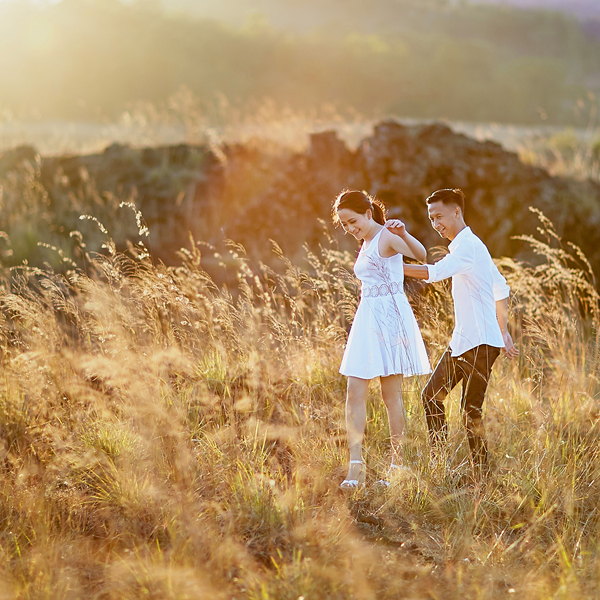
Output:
380,375,406,466
345,376,369,481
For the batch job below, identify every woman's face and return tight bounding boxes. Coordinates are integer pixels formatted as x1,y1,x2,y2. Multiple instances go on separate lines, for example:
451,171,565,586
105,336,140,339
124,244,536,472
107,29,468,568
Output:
337,208,372,240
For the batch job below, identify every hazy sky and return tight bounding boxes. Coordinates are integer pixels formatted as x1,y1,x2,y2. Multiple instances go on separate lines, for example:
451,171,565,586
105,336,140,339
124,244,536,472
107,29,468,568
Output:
0,0,62,4
0,0,596,124
0,0,596,16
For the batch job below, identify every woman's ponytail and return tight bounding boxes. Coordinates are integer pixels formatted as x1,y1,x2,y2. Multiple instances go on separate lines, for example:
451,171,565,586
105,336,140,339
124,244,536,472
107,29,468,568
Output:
371,198,386,225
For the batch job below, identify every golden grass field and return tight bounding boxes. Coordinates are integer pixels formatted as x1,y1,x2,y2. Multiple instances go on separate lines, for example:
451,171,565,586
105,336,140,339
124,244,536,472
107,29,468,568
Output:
0,188,599,599
2,0,600,594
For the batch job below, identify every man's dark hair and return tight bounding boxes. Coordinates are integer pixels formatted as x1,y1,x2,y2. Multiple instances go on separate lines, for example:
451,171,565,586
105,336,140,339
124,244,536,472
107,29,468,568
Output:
426,188,465,213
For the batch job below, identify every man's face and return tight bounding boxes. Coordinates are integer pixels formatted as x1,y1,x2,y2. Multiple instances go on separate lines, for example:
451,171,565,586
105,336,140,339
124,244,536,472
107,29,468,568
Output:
427,200,462,240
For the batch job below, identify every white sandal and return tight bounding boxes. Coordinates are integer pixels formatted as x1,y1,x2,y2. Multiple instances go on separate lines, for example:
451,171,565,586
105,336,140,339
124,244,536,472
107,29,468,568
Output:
376,463,412,487
340,459,365,489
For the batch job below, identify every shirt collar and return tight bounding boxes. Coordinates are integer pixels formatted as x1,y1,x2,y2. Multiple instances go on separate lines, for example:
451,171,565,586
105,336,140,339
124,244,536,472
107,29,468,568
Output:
449,226,471,251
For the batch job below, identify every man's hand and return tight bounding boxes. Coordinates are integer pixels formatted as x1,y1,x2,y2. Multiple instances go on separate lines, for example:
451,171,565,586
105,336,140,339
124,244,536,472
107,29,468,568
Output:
496,298,518,359
385,219,406,237
501,330,519,359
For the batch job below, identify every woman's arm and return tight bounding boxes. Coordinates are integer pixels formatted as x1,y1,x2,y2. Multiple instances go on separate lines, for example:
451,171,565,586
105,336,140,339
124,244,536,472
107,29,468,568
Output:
382,221,427,262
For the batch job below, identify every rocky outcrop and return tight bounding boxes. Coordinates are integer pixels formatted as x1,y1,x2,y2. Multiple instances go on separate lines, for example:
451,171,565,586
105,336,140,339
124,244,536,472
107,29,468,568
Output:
228,121,600,275
37,143,225,263
1,120,600,279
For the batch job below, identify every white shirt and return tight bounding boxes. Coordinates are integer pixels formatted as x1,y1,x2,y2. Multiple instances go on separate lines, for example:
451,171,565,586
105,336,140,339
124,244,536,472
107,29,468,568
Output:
425,227,510,356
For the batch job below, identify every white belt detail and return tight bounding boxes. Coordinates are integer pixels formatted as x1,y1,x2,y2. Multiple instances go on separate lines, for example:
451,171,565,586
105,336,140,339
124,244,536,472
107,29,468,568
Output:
362,281,404,298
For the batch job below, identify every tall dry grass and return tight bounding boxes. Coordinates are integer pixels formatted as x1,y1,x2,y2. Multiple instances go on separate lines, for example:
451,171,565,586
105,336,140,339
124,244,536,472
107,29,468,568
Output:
0,201,599,599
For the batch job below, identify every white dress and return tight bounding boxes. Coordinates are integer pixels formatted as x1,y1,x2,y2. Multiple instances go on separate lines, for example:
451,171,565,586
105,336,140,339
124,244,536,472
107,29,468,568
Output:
339,228,431,379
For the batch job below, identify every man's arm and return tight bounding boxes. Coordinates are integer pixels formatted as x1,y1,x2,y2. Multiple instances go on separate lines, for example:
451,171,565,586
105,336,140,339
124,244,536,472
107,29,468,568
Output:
495,297,519,359
403,247,472,283
404,264,430,279
492,261,511,301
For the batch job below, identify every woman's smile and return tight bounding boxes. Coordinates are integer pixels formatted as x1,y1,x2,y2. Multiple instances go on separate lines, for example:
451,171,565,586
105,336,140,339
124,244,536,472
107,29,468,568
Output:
336,207,375,241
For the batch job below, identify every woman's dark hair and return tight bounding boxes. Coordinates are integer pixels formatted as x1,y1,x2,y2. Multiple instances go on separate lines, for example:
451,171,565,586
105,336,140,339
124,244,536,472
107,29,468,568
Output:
332,190,386,225
426,188,465,213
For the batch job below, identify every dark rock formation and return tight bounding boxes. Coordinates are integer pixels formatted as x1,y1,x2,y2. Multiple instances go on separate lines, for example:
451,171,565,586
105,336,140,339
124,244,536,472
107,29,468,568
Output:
1,120,600,280
227,121,600,276
0,145,38,173
38,143,226,264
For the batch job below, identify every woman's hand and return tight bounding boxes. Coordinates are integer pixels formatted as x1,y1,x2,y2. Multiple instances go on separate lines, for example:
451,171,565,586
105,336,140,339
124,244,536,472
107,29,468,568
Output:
385,219,406,237
382,220,427,262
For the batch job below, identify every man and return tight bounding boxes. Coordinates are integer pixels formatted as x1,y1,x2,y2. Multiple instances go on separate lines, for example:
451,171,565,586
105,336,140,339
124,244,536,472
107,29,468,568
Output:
389,188,518,477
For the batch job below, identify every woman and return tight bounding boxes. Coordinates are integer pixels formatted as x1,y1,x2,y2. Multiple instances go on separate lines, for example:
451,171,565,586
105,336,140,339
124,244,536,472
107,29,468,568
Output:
334,190,431,488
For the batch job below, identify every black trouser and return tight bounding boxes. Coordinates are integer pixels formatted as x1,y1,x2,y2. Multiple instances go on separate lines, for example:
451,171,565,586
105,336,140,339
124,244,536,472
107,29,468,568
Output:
422,344,501,468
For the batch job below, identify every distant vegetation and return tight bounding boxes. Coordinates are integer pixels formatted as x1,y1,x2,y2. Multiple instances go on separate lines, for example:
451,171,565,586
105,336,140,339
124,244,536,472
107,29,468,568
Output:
0,0,598,125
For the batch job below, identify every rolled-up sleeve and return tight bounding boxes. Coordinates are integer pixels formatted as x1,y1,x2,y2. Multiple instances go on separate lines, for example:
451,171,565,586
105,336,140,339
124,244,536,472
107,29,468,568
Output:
492,263,510,300
425,244,474,283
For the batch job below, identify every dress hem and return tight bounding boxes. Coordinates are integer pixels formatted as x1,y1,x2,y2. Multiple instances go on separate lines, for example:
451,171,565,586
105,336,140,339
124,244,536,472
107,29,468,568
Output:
339,368,432,379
